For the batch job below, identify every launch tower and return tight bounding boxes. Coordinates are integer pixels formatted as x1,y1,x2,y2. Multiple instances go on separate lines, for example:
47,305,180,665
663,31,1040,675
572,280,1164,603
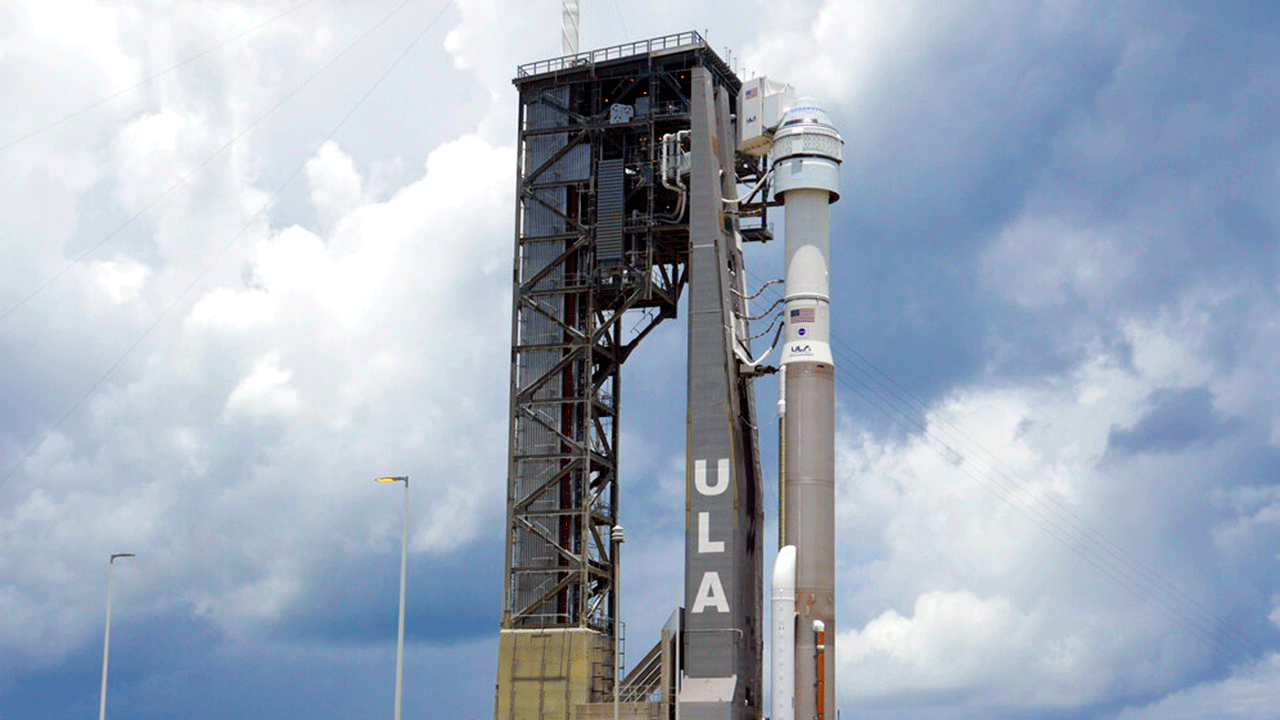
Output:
495,32,772,720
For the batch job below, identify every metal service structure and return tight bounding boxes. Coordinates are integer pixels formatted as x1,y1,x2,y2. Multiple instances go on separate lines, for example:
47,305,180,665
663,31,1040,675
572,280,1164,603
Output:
495,31,841,720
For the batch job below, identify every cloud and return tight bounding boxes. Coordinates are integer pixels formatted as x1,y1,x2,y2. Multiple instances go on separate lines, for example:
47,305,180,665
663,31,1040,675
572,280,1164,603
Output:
979,214,1135,310
223,351,301,419
1108,386,1238,455
90,256,154,305
0,606,500,719
304,140,366,229
843,590,1037,692
1114,655,1280,720
832,292,1280,712
2,9,515,668
277,537,503,645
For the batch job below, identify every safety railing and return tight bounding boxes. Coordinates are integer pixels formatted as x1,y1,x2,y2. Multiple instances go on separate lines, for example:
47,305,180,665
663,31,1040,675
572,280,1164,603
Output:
517,31,706,78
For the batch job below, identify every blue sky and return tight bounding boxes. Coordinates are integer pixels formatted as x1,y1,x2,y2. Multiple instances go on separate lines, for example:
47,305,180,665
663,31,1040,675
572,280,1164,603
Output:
3,1,1280,719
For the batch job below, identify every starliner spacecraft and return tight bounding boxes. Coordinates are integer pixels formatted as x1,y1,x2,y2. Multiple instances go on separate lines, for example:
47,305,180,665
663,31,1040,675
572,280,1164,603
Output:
495,32,841,720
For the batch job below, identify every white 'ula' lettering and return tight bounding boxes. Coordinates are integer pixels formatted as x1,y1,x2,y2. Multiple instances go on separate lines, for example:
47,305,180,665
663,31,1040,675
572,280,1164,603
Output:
691,571,730,613
697,511,724,553
694,458,729,496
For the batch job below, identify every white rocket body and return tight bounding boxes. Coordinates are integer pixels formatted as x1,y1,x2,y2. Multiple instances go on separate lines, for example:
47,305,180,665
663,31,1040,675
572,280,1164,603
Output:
773,98,842,720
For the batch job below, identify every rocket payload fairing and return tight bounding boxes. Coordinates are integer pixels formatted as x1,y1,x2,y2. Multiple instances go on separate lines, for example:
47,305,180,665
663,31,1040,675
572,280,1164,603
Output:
773,98,843,720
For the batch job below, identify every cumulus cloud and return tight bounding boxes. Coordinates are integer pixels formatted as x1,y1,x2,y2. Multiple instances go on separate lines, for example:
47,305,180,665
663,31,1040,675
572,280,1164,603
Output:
844,590,1038,692
2,0,514,674
304,140,366,229
833,302,1280,714
1114,655,1280,720
223,351,301,419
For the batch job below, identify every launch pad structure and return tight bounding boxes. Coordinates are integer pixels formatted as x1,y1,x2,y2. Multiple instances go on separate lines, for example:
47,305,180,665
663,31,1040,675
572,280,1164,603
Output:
496,31,839,720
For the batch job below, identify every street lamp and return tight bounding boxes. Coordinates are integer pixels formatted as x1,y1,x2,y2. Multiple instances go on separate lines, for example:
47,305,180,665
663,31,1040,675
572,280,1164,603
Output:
375,476,409,720
99,553,135,720
612,525,625,720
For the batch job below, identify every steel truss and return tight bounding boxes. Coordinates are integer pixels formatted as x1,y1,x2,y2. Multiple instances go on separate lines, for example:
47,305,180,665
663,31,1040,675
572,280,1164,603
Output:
498,33,756,720
502,36,732,636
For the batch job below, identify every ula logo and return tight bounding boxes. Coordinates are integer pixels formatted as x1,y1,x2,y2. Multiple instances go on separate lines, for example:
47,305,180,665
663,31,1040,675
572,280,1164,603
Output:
790,344,811,353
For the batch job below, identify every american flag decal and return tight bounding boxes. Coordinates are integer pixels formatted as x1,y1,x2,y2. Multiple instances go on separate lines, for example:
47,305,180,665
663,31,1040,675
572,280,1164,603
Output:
789,308,815,323
745,87,758,99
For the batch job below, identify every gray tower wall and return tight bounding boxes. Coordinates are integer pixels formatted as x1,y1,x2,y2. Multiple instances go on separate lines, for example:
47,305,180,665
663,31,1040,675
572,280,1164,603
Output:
679,66,764,720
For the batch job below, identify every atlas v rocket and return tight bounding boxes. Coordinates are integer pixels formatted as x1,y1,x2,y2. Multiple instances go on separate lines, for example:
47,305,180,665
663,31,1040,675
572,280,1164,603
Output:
743,86,843,720
775,97,842,720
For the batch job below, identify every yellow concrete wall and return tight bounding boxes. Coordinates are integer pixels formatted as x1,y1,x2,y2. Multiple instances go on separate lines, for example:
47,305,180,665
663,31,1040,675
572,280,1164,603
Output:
574,702,660,720
495,628,611,720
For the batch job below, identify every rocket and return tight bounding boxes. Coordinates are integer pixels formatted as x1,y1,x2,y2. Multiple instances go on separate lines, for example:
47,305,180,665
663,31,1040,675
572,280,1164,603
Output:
772,98,843,720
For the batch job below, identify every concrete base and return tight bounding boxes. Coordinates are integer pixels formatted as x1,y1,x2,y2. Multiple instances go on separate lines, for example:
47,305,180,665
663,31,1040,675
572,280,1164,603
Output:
495,628,612,720
575,702,660,720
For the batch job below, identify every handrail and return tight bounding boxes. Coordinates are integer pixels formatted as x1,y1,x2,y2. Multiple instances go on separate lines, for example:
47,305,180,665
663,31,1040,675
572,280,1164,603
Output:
516,31,706,78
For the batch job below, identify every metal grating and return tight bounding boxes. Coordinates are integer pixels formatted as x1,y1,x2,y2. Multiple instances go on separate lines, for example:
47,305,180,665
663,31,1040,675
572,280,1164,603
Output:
596,159,625,266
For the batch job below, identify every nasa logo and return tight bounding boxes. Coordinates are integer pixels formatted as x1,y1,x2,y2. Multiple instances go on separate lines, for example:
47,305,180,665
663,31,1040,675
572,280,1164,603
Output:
797,328,807,337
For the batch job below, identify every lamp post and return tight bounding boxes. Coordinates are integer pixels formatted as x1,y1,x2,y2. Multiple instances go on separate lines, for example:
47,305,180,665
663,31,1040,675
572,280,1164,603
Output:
99,553,134,720
375,476,409,720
